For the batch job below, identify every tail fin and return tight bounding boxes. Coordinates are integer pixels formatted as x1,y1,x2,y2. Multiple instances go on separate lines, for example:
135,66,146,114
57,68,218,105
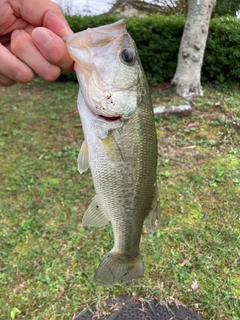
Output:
94,250,144,286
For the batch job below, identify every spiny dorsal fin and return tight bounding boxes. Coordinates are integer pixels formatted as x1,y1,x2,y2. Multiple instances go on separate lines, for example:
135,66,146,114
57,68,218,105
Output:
144,184,161,233
82,195,109,227
78,140,89,174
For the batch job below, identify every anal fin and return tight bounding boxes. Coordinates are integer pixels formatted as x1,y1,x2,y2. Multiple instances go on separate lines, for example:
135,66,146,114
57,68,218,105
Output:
83,195,109,227
144,184,161,232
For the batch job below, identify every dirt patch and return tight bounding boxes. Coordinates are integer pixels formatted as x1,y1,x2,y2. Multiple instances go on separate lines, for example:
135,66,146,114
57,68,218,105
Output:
73,296,205,320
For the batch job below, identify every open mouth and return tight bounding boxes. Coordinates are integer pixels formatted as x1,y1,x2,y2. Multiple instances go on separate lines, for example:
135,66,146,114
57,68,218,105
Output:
98,115,122,122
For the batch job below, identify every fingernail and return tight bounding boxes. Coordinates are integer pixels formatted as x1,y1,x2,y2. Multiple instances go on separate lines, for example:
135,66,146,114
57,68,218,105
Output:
11,29,21,38
32,28,53,48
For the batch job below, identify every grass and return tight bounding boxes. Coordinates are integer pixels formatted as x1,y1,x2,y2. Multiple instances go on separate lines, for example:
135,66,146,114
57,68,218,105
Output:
0,79,239,320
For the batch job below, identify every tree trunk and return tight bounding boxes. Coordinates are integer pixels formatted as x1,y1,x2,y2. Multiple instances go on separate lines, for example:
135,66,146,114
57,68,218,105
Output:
171,0,216,99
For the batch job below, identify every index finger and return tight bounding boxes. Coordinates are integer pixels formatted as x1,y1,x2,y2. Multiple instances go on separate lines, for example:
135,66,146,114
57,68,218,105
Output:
9,0,73,37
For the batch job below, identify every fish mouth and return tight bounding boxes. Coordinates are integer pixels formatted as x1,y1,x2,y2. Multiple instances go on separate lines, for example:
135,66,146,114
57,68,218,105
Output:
98,115,122,122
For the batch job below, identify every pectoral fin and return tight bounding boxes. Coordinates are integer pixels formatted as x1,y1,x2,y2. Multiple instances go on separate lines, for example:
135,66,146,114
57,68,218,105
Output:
144,184,160,232
78,140,89,174
83,195,109,227
101,135,124,163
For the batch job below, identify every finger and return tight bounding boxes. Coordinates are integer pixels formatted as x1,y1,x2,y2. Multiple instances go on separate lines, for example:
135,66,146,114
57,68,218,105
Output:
43,9,73,37
0,35,11,46
11,29,61,81
32,27,74,73
13,0,72,37
0,43,34,84
0,73,16,87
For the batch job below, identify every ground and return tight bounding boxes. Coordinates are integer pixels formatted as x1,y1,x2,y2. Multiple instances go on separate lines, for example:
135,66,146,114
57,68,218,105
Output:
0,79,239,320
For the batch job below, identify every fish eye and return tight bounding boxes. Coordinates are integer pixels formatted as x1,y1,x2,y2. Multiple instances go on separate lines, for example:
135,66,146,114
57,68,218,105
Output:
121,49,135,64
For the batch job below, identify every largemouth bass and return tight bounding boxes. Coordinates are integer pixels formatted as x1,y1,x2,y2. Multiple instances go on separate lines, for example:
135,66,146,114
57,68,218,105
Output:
64,19,160,286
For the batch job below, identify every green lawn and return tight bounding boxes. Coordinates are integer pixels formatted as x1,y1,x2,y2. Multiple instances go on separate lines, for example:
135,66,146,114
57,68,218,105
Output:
0,79,239,320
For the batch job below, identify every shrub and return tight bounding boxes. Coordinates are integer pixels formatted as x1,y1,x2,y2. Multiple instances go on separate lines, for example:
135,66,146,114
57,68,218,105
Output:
126,15,184,84
203,15,240,84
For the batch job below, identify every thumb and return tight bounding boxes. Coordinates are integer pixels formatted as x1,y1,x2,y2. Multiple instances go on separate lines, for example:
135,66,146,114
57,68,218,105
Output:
32,27,74,72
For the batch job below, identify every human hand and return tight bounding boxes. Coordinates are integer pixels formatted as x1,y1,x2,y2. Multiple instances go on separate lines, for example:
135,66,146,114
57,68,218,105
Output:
0,0,74,86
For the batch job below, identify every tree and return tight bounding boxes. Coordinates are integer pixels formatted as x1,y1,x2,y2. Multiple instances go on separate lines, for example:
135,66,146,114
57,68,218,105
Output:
171,0,216,99
153,0,188,14
108,0,172,15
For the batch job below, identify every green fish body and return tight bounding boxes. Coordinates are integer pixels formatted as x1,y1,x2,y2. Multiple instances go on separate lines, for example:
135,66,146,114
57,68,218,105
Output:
64,20,160,286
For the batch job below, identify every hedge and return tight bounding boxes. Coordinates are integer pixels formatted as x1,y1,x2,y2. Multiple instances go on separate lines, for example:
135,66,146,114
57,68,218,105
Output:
61,14,240,85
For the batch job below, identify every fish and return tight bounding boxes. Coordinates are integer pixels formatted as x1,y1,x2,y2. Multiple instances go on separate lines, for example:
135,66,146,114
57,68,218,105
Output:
64,19,160,286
